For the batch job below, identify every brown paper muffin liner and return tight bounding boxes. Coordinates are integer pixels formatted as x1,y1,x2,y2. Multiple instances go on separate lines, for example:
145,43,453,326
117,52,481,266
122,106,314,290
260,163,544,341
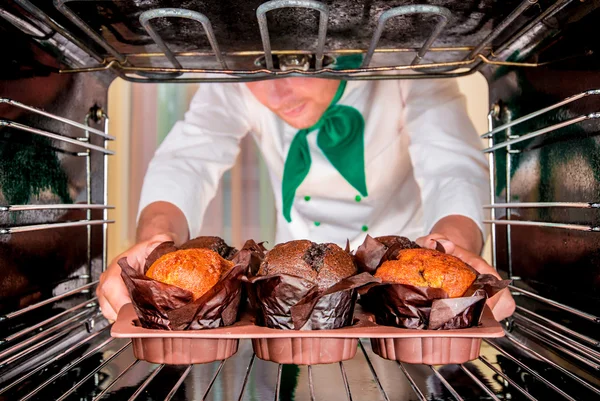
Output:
356,235,510,330
119,237,260,331
247,272,380,330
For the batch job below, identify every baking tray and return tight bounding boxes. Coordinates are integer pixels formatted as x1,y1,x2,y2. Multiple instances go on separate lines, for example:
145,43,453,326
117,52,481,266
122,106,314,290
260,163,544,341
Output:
112,303,504,365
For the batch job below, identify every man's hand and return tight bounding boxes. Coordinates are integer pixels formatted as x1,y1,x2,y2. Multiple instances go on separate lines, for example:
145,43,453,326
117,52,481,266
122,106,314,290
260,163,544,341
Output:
97,233,174,321
416,234,516,321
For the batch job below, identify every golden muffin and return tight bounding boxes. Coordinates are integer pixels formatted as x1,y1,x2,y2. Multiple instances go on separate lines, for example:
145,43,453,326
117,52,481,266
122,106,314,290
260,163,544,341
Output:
146,248,234,300
374,248,476,297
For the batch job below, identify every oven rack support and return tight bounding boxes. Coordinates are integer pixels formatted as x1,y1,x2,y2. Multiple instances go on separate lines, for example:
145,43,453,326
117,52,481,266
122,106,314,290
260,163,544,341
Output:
9,0,573,81
257,0,329,71
361,5,451,69
139,8,227,71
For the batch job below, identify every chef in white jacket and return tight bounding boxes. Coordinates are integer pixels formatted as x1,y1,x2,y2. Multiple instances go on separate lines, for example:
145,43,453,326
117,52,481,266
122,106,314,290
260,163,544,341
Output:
97,56,515,321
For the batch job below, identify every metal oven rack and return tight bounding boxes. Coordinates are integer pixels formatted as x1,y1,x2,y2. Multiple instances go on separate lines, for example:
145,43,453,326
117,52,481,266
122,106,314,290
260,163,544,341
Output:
0,98,115,398
6,0,581,83
0,93,599,400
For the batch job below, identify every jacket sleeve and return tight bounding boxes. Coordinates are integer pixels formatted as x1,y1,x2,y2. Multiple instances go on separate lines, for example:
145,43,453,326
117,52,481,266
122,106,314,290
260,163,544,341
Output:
400,78,489,238
137,83,250,237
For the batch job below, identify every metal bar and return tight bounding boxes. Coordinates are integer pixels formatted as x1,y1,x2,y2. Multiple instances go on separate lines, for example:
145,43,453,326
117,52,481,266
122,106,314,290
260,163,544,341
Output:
165,365,193,401
362,5,451,68
237,354,256,401
202,360,226,400
0,204,113,211
505,107,515,278
274,364,283,401
0,98,114,139
429,366,464,401
515,306,599,347
0,120,115,154
485,339,578,401
307,365,316,401
0,314,95,368
0,310,89,354
53,0,126,63
466,0,537,60
339,362,353,401
484,219,599,232
504,333,600,394
513,313,600,360
125,46,489,58
0,282,98,321
84,115,92,284
91,359,141,401
128,364,165,401
1,297,95,343
22,340,132,401
483,113,599,153
397,362,427,401
102,116,109,272
488,106,498,268
459,364,501,401
0,7,51,38
0,328,112,396
0,219,114,235
513,323,600,369
139,8,227,69
13,0,105,63
358,340,391,401
478,356,538,401
257,0,329,70
482,89,600,139
510,285,600,322
485,202,600,209
490,0,574,59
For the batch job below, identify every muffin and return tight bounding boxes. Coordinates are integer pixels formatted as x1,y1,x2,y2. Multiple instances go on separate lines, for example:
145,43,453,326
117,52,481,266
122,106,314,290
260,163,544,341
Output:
251,240,372,330
257,240,357,289
179,236,237,259
146,248,234,300
375,235,419,251
374,248,477,297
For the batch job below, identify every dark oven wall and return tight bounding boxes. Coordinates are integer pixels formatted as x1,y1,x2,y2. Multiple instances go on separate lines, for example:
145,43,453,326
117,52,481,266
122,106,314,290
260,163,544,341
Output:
0,13,112,313
481,0,600,335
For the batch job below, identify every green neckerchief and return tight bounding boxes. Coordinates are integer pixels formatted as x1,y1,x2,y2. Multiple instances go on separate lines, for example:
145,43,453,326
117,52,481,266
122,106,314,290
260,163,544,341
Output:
281,55,367,222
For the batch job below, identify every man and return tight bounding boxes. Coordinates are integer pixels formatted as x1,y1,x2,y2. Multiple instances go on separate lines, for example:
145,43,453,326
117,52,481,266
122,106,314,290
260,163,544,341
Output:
98,56,515,321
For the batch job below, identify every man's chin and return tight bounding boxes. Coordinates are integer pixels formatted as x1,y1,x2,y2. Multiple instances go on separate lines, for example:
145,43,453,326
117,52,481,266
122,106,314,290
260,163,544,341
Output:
280,115,320,130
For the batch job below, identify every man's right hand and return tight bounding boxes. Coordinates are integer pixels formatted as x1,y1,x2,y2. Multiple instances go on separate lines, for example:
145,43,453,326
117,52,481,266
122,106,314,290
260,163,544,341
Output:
97,233,174,321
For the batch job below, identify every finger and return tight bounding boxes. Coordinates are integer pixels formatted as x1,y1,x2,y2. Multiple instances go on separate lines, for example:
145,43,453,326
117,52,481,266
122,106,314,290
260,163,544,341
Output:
416,235,456,255
102,274,131,318
98,294,117,321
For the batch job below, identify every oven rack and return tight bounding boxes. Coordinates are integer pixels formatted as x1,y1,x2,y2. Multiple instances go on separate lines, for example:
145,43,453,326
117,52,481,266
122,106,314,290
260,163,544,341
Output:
1,312,599,401
482,88,600,271
8,0,580,82
0,97,113,315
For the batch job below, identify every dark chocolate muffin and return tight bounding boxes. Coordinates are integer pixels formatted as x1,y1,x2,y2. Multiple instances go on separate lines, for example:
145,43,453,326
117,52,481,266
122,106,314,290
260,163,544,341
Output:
257,240,356,289
375,235,420,251
180,236,237,260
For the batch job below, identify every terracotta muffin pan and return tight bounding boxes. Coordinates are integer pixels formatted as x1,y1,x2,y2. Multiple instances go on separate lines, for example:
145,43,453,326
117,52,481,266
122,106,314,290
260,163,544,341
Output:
112,303,504,365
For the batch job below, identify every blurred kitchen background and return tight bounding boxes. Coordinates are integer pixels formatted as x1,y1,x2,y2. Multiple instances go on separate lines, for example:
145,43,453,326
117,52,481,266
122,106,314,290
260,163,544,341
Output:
106,75,489,262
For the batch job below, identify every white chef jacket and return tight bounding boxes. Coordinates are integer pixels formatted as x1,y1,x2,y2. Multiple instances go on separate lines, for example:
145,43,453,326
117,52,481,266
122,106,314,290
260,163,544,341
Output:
138,78,489,250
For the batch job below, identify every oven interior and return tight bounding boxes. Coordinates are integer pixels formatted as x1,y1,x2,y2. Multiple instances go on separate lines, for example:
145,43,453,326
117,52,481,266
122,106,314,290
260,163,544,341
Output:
0,0,599,400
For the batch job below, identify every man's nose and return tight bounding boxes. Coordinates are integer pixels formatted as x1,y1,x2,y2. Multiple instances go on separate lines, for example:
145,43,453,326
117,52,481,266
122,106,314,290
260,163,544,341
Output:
266,79,294,109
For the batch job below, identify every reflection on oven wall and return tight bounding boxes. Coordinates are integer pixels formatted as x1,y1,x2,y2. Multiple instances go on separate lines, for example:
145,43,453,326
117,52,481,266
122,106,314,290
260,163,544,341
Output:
105,74,490,262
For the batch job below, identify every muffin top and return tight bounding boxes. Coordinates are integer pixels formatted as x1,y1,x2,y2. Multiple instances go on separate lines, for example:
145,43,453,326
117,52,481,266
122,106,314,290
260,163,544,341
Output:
257,240,356,289
146,248,234,300
374,248,476,297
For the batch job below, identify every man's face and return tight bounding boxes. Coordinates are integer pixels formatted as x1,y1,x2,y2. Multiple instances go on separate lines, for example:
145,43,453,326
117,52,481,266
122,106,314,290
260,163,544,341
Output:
246,78,340,129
